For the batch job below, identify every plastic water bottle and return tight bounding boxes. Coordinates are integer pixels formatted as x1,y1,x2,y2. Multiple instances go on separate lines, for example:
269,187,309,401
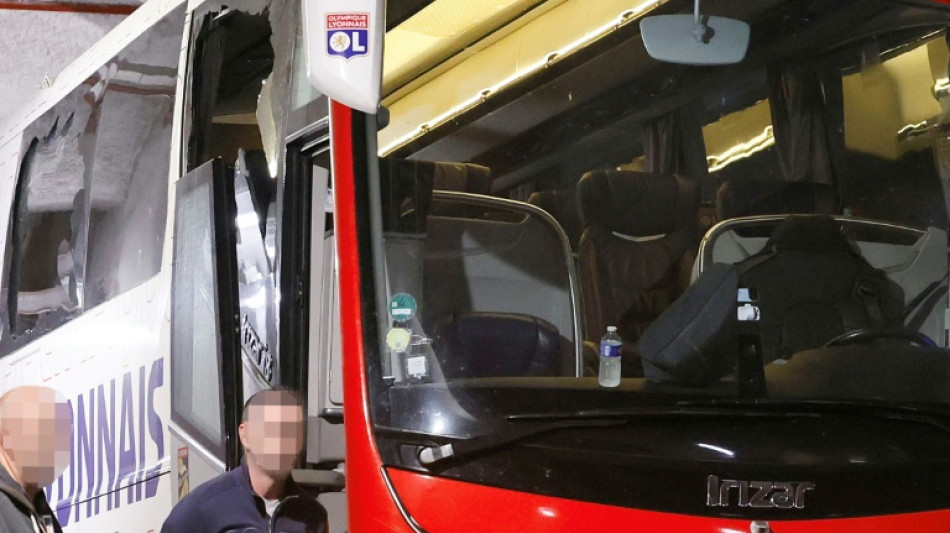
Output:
599,326,622,387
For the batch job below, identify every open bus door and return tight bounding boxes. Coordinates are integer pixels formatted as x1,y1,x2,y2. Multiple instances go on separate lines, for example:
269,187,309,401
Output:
168,126,347,518
169,2,356,518
168,159,244,498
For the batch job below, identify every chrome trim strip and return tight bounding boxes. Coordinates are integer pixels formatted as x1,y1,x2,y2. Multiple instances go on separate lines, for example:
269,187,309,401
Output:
287,117,330,144
380,466,430,533
301,134,331,154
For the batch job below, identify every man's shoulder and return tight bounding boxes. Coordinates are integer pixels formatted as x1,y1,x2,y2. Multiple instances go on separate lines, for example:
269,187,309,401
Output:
184,467,246,502
161,468,250,531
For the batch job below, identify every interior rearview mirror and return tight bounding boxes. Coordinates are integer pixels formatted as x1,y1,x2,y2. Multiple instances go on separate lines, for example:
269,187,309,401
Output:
640,7,749,65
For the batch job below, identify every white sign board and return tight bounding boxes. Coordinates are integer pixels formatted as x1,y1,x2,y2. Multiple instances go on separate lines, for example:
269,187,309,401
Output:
302,0,385,114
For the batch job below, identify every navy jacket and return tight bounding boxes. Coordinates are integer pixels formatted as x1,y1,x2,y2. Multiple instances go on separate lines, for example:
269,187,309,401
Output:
160,461,328,533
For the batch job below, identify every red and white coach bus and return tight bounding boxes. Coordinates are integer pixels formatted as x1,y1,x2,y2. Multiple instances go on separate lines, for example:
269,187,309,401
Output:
4,0,950,531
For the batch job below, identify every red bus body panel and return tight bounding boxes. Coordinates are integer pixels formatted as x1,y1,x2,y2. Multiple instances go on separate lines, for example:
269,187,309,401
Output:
332,102,413,532
331,101,950,531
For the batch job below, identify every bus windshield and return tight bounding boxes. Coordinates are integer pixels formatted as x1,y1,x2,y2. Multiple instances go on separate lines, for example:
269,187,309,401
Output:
367,0,950,442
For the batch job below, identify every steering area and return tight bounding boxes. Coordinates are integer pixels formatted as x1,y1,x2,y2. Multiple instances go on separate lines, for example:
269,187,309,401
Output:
824,328,937,348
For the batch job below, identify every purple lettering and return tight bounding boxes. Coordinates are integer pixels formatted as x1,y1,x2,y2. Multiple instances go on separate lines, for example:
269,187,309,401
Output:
95,382,116,512
116,370,136,506
75,391,95,520
46,360,167,521
135,364,145,503
145,358,164,498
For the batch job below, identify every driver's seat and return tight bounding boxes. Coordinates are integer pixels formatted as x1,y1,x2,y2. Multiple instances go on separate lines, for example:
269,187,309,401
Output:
737,215,904,362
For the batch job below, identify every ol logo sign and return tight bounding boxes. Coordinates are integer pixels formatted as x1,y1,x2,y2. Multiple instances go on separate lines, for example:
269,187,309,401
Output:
326,13,369,60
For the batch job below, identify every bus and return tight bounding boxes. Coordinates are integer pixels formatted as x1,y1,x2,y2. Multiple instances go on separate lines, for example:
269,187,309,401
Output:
4,0,950,531
0,0,352,529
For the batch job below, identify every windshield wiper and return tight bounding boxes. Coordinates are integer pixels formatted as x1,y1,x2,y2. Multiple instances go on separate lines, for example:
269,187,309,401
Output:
417,400,950,468
417,404,798,468
418,418,623,466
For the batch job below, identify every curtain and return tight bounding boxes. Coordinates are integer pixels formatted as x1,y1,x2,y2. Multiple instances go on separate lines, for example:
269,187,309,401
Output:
642,104,708,180
767,62,835,184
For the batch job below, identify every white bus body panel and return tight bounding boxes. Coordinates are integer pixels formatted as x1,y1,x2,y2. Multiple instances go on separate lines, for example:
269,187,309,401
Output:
0,0,190,530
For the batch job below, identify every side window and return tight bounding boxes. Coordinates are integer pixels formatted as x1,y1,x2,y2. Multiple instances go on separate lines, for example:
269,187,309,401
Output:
6,83,99,338
703,98,779,182
838,33,948,229
2,8,183,351
702,96,783,215
84,15,180,308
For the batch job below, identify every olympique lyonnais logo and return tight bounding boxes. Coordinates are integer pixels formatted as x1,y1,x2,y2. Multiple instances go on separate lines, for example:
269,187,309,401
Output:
327,13,369,60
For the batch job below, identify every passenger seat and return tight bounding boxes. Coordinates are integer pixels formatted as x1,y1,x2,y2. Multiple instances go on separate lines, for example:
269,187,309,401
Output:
527,189,583,251
431,162,492,194
716,177,838,220
577,170,699,349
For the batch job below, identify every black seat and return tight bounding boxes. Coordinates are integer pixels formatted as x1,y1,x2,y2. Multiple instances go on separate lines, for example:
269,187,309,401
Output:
577,170,699,345
527,189,583,250
716,177,838,220
430,162,492,194
640,216,906,384
433,312,564,379
382,160,493,224
736,215,904,362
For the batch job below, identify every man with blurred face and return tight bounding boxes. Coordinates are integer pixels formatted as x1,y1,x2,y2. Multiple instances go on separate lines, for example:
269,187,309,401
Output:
0,385,72,533
161,389,328,532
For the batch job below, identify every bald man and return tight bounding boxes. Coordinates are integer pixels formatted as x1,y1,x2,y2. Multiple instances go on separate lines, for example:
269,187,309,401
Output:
0,386,72,533
161,389,328,533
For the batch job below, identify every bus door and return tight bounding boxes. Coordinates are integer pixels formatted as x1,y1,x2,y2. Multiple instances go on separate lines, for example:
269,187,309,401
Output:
168,159,244,500
167,139,344,513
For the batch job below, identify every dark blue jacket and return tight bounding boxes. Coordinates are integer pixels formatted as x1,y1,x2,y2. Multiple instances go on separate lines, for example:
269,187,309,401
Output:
160,461,328,533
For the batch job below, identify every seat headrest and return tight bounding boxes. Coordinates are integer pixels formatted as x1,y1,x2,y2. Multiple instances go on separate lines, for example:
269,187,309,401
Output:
766,215,854,253
380,160,492,231
432,162,492,194
578,170,698,236
527,189,575,212
716,178,838,220
527,190,582,247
